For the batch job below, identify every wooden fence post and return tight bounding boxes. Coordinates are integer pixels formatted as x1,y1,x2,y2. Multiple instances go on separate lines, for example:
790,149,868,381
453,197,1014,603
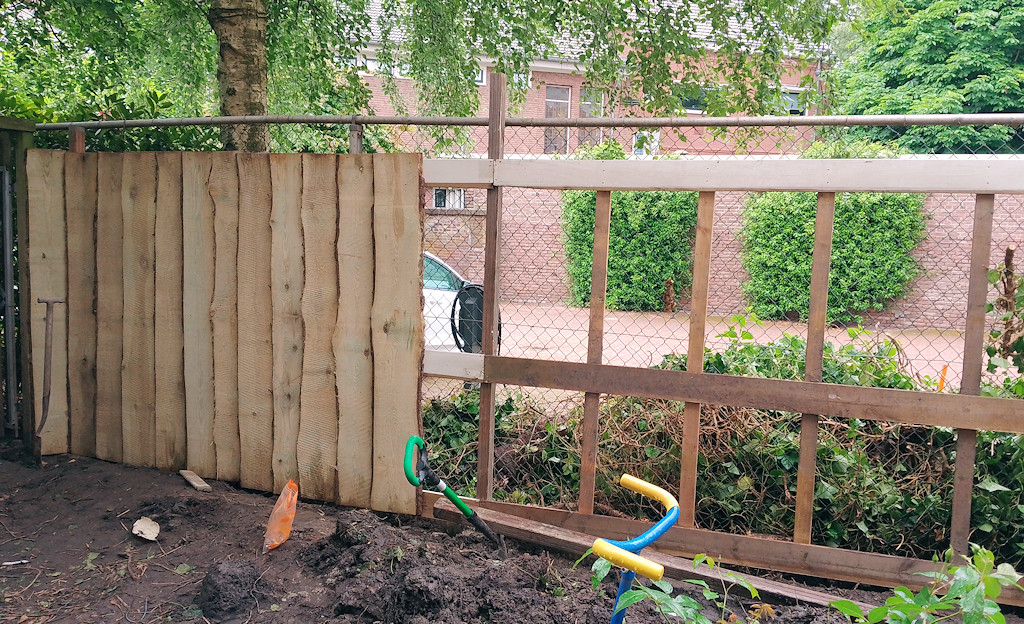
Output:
476,72,507,500
794,192,836,544
578,190,612,514
950,193,995,556
349,124,363,154
68,126,85,153
679,191,715,527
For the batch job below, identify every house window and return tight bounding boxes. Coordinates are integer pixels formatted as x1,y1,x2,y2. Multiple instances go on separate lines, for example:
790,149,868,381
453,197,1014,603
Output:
474,67,487,86
672,84,716,114
782,90,805,115
578,88,603,148
432,188,465,212
512,72,532,90
632,130,660,157
544,85,571,155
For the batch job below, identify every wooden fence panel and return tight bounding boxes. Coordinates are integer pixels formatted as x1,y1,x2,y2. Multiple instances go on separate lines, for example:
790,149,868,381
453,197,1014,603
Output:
182,153,217,478
335,154,375,508
370,153,423,515
95,153,124,462
154,152,186,471
236,153,275,492
31,151,423,512
270,154,304,492
297,154,340,502
65,152,97,457
210,153,241,482
121,152,158,467
26,150,67,455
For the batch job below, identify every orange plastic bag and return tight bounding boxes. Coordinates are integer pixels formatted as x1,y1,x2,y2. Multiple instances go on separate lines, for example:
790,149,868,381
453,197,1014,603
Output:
263,479,298,553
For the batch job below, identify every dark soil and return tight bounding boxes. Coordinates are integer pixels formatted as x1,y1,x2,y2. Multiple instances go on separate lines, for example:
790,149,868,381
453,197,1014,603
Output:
0,447,1018,624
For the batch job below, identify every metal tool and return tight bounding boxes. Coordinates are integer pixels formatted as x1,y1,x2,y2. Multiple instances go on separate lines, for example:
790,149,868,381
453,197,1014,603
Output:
404,436,501,546
36,297,64,436
592,474,680,624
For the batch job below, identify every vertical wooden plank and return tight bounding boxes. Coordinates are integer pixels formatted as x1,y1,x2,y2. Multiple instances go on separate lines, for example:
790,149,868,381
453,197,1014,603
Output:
14,132,35,447
579,190,612,515
121,152,157,468
679,191,715,527
26,150,68,455
794,192,836,544
155,152,186,471
182,153,217,477
296,154,340,502
951,193,995,555
236,153,274,491
95,153,123,462
477,73,507,501
210,153,240,482
270,154,304,492
335,154,374,508
370,152,424,514
65,152,97,457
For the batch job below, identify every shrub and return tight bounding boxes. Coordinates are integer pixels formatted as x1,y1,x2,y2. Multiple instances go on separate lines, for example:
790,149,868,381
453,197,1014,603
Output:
562,140,698,311
741,140,927,325
741,190,926,325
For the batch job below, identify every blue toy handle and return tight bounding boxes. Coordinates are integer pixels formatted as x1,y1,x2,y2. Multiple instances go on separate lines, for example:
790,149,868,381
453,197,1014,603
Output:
591,474,679,624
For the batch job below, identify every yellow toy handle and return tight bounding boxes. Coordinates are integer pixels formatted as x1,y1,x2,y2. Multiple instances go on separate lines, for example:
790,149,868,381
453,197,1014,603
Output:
619,474,679,511
593,538,665,581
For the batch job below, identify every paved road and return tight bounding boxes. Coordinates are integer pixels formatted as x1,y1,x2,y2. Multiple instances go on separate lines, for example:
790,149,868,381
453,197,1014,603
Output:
497,302,965,385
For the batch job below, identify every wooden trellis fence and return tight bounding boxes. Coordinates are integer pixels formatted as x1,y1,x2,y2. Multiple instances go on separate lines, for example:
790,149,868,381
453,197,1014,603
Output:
420,155,1024,605
25,150,424,514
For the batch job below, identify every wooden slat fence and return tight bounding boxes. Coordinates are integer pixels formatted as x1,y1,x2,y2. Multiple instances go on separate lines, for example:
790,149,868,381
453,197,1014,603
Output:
25,149,424,514
421,157,1024,605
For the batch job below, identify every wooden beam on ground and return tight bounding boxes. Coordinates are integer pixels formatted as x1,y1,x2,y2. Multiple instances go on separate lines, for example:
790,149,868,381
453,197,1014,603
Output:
432,499,874,611
951,194,994,556
679,191,714,527
794,192,835,544
579,190,612,515
484,357,1024,434
423,493,1024,607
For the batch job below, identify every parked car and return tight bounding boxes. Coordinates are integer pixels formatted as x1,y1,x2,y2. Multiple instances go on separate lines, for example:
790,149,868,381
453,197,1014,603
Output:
423,252,468,351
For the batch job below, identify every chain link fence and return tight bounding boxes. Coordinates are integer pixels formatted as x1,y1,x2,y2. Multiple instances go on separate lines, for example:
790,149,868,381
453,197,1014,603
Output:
36,114,1024,565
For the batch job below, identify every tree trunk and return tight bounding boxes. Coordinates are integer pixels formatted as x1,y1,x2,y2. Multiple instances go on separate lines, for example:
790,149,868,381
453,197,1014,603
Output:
208,0,269,151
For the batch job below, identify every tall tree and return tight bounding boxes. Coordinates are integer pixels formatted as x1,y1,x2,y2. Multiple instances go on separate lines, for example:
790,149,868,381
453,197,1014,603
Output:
4,0,846,151
834,0,1024,153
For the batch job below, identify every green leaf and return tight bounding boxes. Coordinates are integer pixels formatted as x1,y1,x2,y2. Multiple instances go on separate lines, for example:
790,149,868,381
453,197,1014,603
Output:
831,600,866,620
977,479,1010,492
591,557,612,590
612,590,650,614
867,605,890,623
174,563,196,575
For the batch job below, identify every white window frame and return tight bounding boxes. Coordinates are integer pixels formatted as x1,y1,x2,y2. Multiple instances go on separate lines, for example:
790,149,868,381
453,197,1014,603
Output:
781,88,806,116
632,130,661,158
544,85,572,156
474,67,487,86
431,187,466,212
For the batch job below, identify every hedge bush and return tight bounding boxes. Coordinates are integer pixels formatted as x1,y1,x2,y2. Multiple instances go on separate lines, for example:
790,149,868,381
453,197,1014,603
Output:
562,141,698,311
741,191,927,324
741,141,927,325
